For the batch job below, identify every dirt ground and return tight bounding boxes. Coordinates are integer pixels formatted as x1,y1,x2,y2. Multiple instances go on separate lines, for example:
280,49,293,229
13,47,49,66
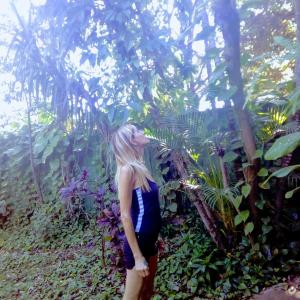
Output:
251,279,300,300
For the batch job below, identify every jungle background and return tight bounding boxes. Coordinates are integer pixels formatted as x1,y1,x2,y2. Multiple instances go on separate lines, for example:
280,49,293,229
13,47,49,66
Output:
0,0,300,299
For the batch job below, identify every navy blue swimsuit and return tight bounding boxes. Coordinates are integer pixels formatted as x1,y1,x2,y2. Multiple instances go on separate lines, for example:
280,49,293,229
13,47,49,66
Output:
131,179,161,235
123,178,162,269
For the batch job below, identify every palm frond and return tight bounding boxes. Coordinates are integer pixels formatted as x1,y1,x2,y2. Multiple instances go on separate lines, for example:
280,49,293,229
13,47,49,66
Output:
200,183,240,210
256,105,299,142
147,110,210,152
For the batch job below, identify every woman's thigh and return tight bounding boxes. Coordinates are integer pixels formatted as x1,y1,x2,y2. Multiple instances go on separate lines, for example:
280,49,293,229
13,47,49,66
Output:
123,234,158,270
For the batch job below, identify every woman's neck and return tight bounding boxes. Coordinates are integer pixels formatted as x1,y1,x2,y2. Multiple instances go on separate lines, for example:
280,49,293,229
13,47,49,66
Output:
135,145,145,157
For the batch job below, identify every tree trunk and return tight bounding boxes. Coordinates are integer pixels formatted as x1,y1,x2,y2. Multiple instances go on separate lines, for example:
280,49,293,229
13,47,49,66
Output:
219,155,229,189
272,1,300,219
202,8,216,110
214,0,259,219
26,96,44,203
295,0,300,89
293,0,300,121
171,150,225,250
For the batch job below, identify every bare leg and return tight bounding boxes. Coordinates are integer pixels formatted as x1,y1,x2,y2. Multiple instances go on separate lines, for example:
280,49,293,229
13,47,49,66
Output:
139,255,158,300
123,269,144,300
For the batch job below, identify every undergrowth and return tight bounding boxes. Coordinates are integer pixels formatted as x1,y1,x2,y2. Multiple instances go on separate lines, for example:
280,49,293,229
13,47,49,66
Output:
0,204,297,300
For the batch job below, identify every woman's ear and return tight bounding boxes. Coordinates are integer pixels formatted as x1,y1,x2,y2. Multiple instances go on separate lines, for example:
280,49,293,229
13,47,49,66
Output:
130,134,138,146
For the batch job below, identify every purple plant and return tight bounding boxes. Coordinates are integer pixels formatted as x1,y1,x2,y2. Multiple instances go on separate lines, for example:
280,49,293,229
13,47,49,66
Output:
59,169,105,219
96,201,124,268
60,169,88,203
109,182,117,193
95,186,105,210
80,169,88,181
59,169,124,267
86,240,95,249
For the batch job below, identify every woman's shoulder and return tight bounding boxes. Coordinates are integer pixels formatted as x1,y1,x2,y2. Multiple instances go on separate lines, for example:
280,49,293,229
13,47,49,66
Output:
120,164,134,174
119,165,135,180
119,165,136,187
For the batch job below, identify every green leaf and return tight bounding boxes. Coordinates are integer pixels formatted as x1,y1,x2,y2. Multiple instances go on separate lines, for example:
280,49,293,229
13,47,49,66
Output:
262,217,270,225
221,86,238,101
235,180,245,188
168,203,177,213
194,26,215,41
187,278,198,293
231,141,243,150
242,184,251,198
42,144,55,164
205,47,221,59
234,210,250,226
259,181,270,190
257,168,268,177
264,132,300,160
232,195,242,210
274,36,297,53
285,186,300,199
255,197,265,210
168,282,180,291
252,149,263,159
50,133,61,148
33,140,49,155
238,282,248,290
244,222,254,235
242,162,252,169
261,165,300,187
168,192,176,200
240,210,250,222
262,225,272,235
223,151,239,163
49,158,60,172
161,167,169,175
253,243,260,251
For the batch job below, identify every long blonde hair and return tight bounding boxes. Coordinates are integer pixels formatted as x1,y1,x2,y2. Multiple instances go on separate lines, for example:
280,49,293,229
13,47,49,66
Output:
111,124,152,192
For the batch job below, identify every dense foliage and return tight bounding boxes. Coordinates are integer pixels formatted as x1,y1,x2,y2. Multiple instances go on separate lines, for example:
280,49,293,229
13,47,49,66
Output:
1,0,300,299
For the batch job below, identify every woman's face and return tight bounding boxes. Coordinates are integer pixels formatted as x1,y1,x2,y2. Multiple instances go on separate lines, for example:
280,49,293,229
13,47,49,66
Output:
131,126,150,146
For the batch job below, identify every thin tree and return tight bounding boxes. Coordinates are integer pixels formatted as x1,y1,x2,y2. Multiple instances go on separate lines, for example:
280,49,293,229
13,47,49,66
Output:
294,0,300,122
214,0,259,219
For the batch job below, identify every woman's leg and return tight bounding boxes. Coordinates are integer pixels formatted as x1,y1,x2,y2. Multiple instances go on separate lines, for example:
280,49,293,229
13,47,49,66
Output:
123,269,144,300
139,255,158,300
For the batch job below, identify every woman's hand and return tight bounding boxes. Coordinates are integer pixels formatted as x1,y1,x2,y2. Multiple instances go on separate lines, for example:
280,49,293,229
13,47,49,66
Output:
134,256,149,277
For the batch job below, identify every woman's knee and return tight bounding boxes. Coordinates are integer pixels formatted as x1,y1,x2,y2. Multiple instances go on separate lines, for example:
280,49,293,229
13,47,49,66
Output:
123,283,141,300
123,290,140,300
123,269,143,300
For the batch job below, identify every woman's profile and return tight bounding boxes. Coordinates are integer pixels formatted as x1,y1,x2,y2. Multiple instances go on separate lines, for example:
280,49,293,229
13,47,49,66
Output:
111,124,162,300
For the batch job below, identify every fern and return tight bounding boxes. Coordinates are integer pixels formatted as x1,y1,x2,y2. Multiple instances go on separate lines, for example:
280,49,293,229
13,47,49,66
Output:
146,110,210,151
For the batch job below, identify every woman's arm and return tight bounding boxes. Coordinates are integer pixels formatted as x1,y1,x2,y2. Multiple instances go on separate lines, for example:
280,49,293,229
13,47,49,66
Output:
119,165,149,277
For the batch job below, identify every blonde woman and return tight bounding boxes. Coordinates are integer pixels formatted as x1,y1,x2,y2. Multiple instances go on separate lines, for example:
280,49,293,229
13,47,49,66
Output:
111,124,162,300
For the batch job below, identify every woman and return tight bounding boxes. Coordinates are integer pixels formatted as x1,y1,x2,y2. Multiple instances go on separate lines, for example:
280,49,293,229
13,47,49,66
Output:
111,124,162,300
